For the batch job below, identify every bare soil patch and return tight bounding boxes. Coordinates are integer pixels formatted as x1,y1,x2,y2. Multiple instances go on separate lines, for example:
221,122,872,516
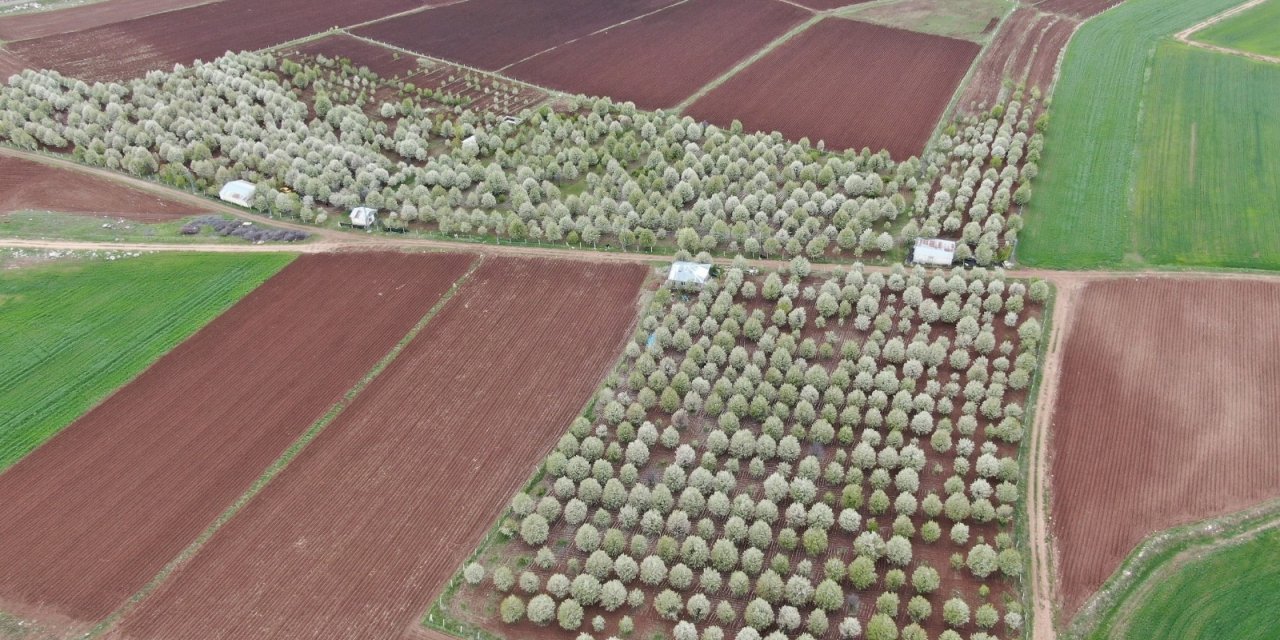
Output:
0,156,203,221
0,0,212,42
1050,278,1280,618
115,257,647,640
506,0,809,110
353,0,680,72
685,18,979,157
7,0,429,81
0,252,473,627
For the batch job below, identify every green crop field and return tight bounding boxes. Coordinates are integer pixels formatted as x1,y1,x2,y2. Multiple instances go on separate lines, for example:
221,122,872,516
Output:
0,252,293,469
1132,43,1280,269
1018,0,1240,268
1101,527,1280,640
1193,0,1280,58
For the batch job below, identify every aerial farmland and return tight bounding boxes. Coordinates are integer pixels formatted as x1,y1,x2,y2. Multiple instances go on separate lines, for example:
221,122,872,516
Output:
0,0,1277,639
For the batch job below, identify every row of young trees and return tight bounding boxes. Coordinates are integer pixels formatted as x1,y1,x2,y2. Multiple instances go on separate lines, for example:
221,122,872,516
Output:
0,51,1041,265
452,260,1045,640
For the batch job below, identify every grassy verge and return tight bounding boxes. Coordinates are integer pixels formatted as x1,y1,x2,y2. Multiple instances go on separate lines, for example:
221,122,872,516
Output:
0,252,293,469
84,254,484,638
1191,0,1280,58
1011,278,1058,638
0,211,311,244
1070,499,1280,639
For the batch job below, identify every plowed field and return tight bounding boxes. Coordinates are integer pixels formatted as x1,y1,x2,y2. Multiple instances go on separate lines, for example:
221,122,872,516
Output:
7,0,428,81
0,0,212,41
788,0,874,8
685,18,979,157
353,0,679,71
505,0,808,109
957,8,1074,113
117,257,647,640
0,252,473,627
1050,278,1280,618
0,156,203,221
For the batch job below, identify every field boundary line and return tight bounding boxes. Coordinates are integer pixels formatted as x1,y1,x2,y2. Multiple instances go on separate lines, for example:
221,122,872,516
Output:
420,273,659,640
1174,0,1280,65
497,0,692,73
1067,497,1280,639
83,255,485,639
1025,275,1084,640
672,13,822,112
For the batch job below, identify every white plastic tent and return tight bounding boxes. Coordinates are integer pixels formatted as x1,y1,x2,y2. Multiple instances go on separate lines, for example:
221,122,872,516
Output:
350,207,377,228
912,238,957,266
668,261,711,287
218,180,256,208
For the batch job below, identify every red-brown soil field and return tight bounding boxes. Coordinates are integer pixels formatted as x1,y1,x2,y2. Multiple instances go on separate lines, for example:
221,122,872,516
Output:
1050,278,1280,617
0,252,473,629
114,257,647,640
0,0,212,41
686,18,979,157
353,0,679,71
505,0,809,110
957,9,1076,113
0,155,204,221
787,0,874,9
6,0,430,81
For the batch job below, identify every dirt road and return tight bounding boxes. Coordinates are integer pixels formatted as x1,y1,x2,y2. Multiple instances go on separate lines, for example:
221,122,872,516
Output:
1174,0,1280,65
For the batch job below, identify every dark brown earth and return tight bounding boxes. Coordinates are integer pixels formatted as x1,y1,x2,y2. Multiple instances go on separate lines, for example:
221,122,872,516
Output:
686,18,980,157
506,0,809,110
0,155,205,221
0,0,212,41
115,256,647,640
1051,278,1280,617
353,0,680,71
0,252,473,627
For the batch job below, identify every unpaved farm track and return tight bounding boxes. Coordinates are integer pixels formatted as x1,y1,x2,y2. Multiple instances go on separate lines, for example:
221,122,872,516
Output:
114,257,647,640
1049,278,1280,619
0,253,473,628
1175,0,1280,65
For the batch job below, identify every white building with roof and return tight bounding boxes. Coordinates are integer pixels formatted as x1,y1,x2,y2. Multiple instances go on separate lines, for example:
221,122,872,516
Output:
218,180,256,208
668,261,712,288
912,238,957,266
350,207,377,228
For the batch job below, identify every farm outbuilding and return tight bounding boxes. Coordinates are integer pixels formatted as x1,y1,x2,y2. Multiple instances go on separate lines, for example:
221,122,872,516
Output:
912,238,957,266
667,261,712,288
218,181,256,208
350,207,377,228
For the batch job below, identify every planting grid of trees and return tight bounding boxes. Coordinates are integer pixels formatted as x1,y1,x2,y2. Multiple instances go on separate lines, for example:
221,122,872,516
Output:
445,259,1050,640
0,252,473,627
0,52,1043,268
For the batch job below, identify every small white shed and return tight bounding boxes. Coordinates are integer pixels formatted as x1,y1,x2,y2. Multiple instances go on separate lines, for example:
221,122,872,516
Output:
218,180,256,208
461,135,479,155
350,207,377,228
668,261,712,288
912,238,957,266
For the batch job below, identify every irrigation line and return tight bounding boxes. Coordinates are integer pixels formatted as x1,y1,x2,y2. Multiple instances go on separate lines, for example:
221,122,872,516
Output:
82,256,486,639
